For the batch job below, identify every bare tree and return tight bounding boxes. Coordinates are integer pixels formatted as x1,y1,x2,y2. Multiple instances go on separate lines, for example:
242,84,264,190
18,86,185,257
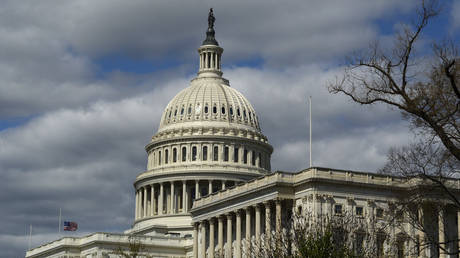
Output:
329,0,459,161
329,0,460,255
112,235,153,258
243,211,398,258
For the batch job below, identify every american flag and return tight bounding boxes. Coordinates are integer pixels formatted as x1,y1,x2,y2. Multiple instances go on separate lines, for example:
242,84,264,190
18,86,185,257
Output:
63,221,78,231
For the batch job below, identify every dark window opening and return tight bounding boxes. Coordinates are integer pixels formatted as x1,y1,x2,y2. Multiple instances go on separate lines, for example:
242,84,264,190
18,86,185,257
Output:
188,106,192,114
174,109,177,116
173,148,177,162
230,107,233,115
158,151,162,165
213,106,217,114
356,206,363,216
243,149,248,164
334,204,343,215
234,147,239,162
252,151,256,166
237,108,241,116
165,149,169,164
224,146,229,162
180,108,184,115
243,110,246,118
204,105,209,113
213,146,218,161
222,106,225,114
192,146,197,161
258,153,262,168
376,208,384,218
203,146,208,161
182,147,186,162
169,111,172,118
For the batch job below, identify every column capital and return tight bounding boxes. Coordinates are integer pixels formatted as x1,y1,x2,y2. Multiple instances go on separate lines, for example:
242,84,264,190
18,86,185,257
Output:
236,209,243,217
245,206,252,212
226,213,233,219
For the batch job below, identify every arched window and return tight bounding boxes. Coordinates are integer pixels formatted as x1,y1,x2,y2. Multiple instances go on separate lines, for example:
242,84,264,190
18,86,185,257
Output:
243,149,248,164
165,149,169,164
213,106,217,114
173,148,177,162
221,106,225,114
205,105,209,114
234,147,239,163
158,151,162,165
192,146,197,161
230,107,233,115
224,146,229,162
252,150,256,166
202,146,208,161
213,146,218,161
182,147,187,162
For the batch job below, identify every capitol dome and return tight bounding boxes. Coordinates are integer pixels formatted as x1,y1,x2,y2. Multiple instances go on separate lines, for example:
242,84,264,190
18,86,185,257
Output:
132,9,272,235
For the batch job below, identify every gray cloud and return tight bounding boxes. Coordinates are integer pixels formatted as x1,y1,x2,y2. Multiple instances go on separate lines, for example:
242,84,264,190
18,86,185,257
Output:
0,1,430,257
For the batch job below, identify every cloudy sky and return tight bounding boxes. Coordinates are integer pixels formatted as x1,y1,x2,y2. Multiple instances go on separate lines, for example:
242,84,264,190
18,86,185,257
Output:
0,0,459,257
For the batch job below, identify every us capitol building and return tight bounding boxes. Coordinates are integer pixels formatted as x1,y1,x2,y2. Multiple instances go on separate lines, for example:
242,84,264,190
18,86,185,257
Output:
26,10,460,258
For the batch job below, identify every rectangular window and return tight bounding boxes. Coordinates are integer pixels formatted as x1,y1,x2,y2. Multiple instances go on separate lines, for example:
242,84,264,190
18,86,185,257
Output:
159,151,162,165
182,147,186,162
243,149,248,164
192,146,197,161
213,146,218,161
334,204,342,215
356,206,363,216
234,147,239,162
173,148,177,162
252,150,256,166
165,149,169,164
224,146,229,162
376,208,384,218
258,153,262,168
202,146,208,161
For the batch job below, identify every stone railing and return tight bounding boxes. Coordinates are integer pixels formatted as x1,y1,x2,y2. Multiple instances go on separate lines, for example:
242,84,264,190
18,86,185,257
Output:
26,232,191,257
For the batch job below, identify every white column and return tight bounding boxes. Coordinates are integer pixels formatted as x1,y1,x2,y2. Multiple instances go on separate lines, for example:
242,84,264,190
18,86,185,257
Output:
170,182,175,214
195,180,200,199
236,211,242,258
143,187,147,217
255,205,261,243
218,216,224,257
439,208,445,258
193,223,198,258
245,207,251,242
159,183,164,215
208,180,213,195
458,210,460,256
265,201,271,237
150,185,154,216
210,52,214,69
209,219,215,258
182,181,187,213
135,190,138,219
276,199,282,233
222,180,226,190
200,221,206,258
227,214,233,257
152,185,157,215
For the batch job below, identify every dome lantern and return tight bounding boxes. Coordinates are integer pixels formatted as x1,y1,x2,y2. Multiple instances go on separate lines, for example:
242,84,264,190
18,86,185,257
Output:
198,8,223,77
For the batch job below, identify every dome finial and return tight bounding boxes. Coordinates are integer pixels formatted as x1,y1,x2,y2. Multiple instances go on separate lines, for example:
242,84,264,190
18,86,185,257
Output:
202,8,219,46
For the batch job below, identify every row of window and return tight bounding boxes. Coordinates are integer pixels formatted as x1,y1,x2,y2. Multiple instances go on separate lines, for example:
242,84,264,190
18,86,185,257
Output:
151,145,269,169
164,103,258,127
333,204,384,218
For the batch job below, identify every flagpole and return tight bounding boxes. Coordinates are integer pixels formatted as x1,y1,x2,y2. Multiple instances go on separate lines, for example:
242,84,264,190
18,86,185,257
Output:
28,224,32,250
309,96,312,168
59,208,61,235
